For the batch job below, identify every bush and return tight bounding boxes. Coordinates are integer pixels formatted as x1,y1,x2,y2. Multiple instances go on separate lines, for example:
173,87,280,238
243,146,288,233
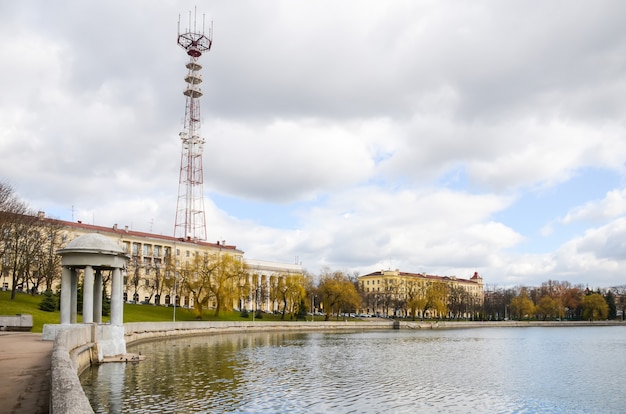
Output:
38,289,57,312
296,299,308,321
240,309,249,318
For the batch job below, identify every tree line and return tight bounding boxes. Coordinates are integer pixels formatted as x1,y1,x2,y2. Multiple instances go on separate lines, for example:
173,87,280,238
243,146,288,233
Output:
0,182,64,299
484,281,623,321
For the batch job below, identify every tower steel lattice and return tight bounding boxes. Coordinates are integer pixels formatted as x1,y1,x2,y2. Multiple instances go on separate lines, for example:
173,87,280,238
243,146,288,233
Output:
174,11,212,241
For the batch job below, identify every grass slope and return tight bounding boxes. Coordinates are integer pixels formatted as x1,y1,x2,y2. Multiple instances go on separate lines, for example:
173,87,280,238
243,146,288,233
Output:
0,291,308,332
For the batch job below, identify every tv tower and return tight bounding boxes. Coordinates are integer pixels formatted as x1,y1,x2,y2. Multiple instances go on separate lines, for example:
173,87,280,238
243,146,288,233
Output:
174,10,212,241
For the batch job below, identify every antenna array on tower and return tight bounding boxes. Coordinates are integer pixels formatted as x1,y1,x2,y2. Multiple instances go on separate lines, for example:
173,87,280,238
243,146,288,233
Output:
174,10,212,241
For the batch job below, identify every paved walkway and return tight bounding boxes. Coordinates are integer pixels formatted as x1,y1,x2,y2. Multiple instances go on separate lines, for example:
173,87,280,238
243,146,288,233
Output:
0,332,53,414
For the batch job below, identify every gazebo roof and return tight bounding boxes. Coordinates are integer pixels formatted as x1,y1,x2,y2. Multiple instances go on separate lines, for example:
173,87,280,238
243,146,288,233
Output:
61,233,124,255
58,233,128,271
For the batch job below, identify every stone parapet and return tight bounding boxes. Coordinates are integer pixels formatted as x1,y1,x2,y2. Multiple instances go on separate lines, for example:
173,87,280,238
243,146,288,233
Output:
49,325,95,414
0,314,33,331
123,320,395,344
54,319,625,412
399,320,626,329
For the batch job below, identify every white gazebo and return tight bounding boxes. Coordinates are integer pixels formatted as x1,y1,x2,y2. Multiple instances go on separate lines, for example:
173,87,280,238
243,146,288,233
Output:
43,233,129,358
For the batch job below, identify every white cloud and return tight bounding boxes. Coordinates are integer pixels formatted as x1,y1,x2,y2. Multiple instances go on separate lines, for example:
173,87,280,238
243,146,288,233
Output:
2,1,626,287
236,186,520,275
562,189,626,224
202,117,392,202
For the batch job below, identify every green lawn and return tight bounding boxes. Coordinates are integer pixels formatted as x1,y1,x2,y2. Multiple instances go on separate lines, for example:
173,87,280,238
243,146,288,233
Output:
0,290,315,332
0,290,62,332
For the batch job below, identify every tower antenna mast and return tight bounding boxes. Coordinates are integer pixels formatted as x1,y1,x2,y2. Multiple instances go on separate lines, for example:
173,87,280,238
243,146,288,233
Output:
174,9,213,241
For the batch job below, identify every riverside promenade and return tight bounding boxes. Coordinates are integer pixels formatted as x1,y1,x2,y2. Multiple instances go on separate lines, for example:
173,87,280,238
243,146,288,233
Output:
0,332,52,414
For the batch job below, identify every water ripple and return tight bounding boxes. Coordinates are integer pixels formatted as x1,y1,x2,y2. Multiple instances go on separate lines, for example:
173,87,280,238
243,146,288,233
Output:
81,327,626,413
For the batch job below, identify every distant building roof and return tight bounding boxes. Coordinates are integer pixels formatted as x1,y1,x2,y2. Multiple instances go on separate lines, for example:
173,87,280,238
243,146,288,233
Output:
360,270,482,285
45,217,243,253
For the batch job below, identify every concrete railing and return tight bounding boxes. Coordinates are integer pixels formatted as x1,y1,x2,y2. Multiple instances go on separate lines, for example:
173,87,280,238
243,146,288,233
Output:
124,320,395,343
49,325,95,414
398,320,626,329
0,314,33,331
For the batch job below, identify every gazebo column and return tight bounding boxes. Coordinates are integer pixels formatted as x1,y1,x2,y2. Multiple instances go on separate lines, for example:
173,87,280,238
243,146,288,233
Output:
83,265,94,324
60,266,71,324
110,267,123,326
93,269,103,323
70,269,78,324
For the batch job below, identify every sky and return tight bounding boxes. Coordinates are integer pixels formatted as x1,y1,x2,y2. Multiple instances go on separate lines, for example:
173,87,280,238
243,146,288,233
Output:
1,1,626,288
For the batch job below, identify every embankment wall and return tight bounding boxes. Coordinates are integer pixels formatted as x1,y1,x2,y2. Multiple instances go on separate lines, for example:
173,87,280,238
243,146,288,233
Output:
50,319,625,412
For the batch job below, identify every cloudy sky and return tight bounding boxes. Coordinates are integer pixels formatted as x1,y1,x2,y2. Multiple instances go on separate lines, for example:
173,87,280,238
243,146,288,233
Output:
2,1,626,288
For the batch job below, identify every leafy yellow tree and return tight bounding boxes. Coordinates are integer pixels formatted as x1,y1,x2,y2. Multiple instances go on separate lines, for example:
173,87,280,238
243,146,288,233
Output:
181,255,215,318
414,281,449,319
183,253,247,318
427,281,449,319
582,293,609,321
211,254,248,317
405,279,427,320
318,269,361,321
510,288,536,320
535,295,564,320
275,273,306,319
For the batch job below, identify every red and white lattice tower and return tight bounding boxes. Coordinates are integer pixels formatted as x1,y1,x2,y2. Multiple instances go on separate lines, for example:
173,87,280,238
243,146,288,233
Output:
174,11,212,240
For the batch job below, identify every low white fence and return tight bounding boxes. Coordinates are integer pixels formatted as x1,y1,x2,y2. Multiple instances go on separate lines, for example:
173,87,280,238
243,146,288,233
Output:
0,314,33,331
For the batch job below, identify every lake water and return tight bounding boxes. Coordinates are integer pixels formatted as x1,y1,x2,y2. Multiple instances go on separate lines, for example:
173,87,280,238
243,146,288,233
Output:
80,326,626,413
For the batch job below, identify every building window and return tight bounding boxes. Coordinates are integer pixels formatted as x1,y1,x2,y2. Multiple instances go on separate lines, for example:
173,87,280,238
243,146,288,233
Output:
186,251,190,257
154,245,161,257
176,249,180,256
143,244,150,256
132,243,140,255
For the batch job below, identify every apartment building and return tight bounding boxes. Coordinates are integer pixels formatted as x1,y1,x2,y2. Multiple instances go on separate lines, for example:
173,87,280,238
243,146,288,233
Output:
358,269,484,318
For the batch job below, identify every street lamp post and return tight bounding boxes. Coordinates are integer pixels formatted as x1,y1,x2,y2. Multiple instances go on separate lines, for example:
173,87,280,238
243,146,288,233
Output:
252,285,257,322
173,272,178,322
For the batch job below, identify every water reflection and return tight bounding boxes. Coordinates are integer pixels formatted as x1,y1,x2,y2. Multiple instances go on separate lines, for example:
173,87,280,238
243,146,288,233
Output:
81,327,626,413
